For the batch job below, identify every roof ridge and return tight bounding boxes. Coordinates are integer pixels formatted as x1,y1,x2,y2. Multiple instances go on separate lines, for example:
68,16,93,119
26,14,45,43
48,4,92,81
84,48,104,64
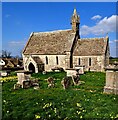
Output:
33,29,72,35
79,37,106,40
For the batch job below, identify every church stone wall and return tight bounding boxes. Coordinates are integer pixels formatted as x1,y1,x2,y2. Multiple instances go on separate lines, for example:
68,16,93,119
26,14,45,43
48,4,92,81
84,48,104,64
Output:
43,55,66,71
73,56,105,72
23,54,106,73
23,54,66,72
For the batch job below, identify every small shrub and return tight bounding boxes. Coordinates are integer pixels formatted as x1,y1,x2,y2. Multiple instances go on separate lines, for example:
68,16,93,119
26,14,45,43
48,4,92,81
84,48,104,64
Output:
9,71,17,76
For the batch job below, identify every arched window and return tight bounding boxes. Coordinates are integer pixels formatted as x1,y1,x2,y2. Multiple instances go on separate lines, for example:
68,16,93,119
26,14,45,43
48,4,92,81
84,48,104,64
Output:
78,58,81,65
46,56,48,64
89,58,92,66
56,56,58,65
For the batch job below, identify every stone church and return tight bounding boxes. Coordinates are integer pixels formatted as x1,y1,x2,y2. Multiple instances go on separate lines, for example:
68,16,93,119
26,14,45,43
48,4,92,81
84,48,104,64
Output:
22,9,110,73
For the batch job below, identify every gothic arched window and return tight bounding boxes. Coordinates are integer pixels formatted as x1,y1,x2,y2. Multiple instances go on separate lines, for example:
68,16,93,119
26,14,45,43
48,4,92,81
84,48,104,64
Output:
46,56,48,65
78,58,81,65
89,58,92,66
56,56,58,65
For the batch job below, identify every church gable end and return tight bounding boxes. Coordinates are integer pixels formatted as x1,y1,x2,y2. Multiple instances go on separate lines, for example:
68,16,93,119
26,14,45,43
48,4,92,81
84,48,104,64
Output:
23,30,76,55
73,37,108,56
73,37,109,71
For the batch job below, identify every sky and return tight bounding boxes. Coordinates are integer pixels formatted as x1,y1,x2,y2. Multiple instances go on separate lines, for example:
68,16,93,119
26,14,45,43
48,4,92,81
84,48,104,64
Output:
2,2,117,57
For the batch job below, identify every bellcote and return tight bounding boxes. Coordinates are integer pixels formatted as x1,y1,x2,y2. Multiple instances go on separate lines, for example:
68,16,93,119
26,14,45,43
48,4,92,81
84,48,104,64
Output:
71,8,80,33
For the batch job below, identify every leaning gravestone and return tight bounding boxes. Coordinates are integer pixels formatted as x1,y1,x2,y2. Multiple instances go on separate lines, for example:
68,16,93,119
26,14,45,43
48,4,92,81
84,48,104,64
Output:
104,63,118,95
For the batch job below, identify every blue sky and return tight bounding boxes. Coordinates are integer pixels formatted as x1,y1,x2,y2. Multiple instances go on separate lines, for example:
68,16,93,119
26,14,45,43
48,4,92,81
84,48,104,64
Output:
2,2,117,57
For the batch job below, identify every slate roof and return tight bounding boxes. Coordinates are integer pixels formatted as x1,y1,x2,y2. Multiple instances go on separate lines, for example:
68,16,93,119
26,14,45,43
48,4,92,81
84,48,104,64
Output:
23,29,108,56
73,37,108,56
23,29,75,55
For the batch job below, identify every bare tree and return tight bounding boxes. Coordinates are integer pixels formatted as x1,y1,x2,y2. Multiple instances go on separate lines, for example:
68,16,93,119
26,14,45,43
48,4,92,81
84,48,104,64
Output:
2,50,12,58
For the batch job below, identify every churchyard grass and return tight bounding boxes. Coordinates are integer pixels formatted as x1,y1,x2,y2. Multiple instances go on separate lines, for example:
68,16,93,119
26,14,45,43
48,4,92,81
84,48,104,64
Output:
2,71,118,119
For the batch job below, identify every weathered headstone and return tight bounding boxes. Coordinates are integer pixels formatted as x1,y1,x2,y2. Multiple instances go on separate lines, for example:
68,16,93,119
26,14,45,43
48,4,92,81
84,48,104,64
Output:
104,63,118,95
61,76,72,89
14,83,21,90
30,78,39,86
47,77,55,88
22,80,31,89
72,72,80,85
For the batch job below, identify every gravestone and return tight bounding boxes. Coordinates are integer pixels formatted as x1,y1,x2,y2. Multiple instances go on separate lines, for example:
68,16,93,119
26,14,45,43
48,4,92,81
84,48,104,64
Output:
104,63,118,95
30,78,39,86
15,70,39,90
72,72,80,85
61,76,72,89
47,77,55,88
22,80,31,89
14,83,21,90
16,70,32,89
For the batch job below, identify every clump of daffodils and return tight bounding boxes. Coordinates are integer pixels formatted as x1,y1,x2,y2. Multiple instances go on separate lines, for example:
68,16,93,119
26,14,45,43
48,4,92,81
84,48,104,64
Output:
0,76,17,82
43,102,52,109
35,114,41,119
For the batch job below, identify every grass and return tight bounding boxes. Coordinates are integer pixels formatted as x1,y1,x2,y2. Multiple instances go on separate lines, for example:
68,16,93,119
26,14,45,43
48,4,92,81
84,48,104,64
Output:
109,57,118,64
2,71,118,120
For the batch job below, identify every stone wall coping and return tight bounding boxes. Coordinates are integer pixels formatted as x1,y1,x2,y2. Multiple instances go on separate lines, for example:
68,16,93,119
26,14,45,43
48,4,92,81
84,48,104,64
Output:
105,68,118,71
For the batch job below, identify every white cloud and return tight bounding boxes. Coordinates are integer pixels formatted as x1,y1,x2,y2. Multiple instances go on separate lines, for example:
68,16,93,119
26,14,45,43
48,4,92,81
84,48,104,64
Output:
91,15,102,20
9,41,26,46
114,40,118,42
109,40,118,44
80,15,117,36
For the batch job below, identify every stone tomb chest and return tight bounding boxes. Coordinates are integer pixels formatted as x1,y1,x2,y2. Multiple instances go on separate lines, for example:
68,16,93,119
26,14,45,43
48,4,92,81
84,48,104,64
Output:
75,65,85,74
66,68,79,77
